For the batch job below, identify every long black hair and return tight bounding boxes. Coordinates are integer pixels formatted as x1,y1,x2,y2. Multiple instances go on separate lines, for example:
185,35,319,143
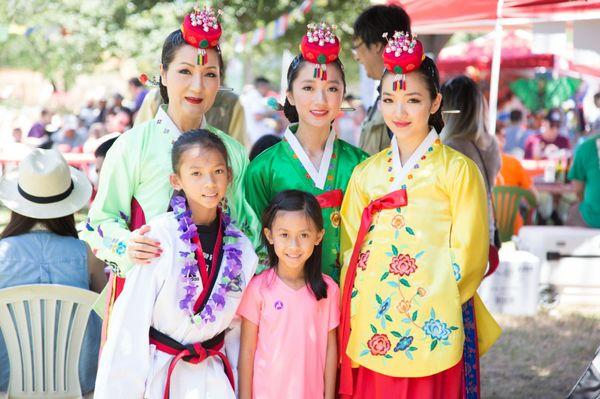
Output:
381,56,444,133
282,54,346,124
1,212,78,240
261,190,328,300
159,30,225,104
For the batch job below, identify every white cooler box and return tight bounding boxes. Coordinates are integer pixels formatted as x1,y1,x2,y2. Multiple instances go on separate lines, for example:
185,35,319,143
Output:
516,226,600,308
478,246,541,315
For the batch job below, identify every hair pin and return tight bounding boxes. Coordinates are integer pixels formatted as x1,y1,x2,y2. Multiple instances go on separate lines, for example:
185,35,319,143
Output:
340,107,356,111
442,110,460,114
218,86,234,91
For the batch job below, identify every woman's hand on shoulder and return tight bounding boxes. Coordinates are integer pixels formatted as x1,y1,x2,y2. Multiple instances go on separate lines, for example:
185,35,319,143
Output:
126,225,162,265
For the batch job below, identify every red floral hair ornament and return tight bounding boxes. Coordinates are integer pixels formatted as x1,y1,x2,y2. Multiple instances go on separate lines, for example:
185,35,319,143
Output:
138,73,159,87
299,22,341,81
181,6,223,66
382,31,425,92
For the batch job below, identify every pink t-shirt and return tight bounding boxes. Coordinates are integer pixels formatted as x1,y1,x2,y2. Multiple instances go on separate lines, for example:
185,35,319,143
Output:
237,268,340,399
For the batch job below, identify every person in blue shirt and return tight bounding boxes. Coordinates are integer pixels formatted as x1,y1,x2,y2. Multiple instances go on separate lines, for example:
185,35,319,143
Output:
0,149,106,395
503,109,530,154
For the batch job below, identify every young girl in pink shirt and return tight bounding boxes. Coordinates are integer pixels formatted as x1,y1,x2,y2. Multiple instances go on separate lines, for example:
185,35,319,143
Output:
238,190,339,399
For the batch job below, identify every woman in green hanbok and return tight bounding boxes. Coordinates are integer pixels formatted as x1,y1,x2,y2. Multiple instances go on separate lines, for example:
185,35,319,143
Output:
245,23,368,282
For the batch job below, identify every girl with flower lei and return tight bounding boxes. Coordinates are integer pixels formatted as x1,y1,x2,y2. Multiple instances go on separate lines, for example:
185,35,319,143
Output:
95,129,258,399
82,6,260,334
338,32,501,398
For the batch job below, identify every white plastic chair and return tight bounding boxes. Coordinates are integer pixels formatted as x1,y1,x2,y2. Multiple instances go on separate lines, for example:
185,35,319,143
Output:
0,284,98,399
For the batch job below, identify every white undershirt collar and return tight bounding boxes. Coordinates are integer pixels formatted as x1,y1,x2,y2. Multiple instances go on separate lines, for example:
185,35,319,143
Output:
154,105,207,139
390,129,437,190
284,125,336,190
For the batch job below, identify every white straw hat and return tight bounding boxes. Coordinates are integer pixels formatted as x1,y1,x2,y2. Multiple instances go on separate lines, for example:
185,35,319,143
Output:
0,149,92,219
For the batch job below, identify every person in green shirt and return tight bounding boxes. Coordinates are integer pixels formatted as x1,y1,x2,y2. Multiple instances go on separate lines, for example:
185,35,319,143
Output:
82,13,260,317
244,23,368,282
567,134,600,228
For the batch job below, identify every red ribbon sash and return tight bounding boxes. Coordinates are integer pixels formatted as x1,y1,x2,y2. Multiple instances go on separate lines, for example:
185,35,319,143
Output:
338,189,408,396
149,335,234,399
315,189,343,209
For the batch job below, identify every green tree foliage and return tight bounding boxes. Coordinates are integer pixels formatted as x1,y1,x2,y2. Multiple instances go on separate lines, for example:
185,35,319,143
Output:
0,0,370,89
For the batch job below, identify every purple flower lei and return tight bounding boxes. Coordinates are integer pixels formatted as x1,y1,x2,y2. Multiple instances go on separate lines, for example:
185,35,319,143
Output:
170,195,244,325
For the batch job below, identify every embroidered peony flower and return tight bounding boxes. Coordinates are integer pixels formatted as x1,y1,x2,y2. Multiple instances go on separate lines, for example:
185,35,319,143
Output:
330,211,341,228
417,287,427,297
423,317,452,341
357,250,370,271
367,334,391,356
391,214,405,229
389,254,418,276
396,300,411,314
394,335,414,352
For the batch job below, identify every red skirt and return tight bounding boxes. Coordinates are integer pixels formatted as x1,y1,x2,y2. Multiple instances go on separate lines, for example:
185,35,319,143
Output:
340,358,464,399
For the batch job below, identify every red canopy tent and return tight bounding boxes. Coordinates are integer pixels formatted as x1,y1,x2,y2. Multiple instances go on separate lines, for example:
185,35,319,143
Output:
393,0,600,34
436,30,600,78
437,30,554,74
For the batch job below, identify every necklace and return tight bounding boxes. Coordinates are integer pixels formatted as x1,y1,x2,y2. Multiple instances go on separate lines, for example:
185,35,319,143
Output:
171,195,244,324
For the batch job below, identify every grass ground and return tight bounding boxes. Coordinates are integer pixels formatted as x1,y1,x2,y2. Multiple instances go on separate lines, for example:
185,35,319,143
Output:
481,311,600,399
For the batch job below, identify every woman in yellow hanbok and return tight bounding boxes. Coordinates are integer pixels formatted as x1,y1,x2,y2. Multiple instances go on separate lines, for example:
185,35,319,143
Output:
338,32,501,399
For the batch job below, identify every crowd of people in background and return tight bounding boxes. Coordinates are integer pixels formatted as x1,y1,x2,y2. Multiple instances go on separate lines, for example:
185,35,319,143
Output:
7,73,375,163
6,77,148,155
